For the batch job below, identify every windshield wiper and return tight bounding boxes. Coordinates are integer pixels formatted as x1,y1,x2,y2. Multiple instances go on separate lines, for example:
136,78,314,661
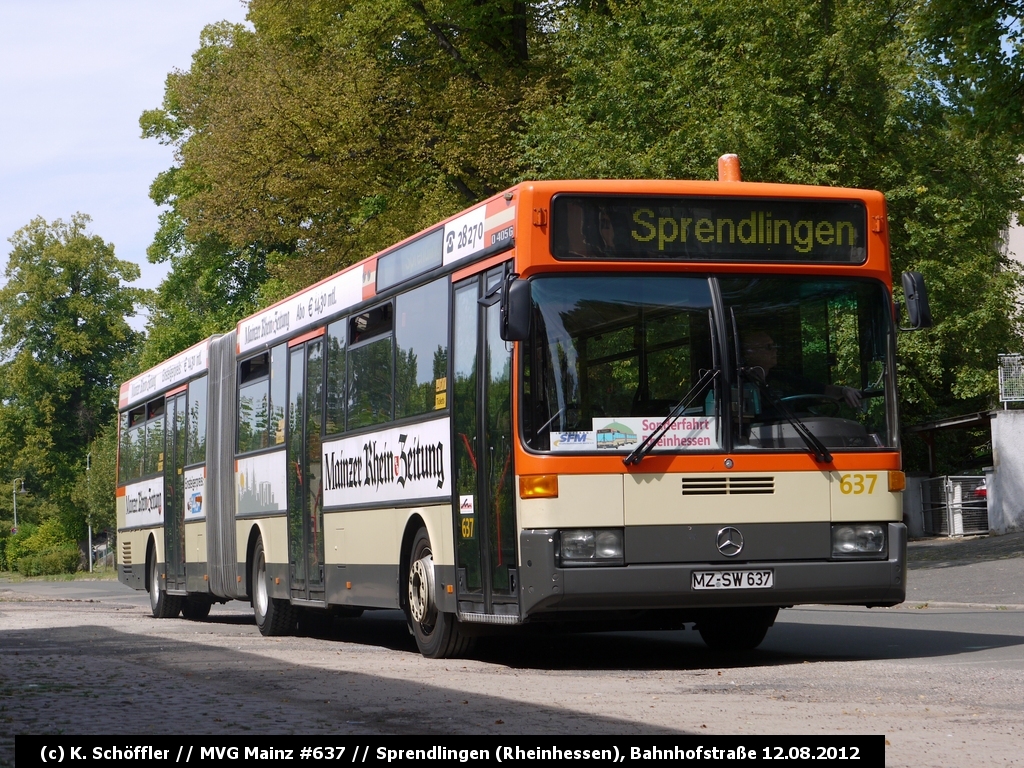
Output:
536,402,578,434
623,368,720,467
744,371,833,464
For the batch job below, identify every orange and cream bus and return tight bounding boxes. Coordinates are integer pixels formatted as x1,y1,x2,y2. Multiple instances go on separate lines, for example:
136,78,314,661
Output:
117,156,930,657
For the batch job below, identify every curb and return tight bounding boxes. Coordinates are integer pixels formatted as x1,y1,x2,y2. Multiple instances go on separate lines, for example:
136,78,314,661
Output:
890,600,1024,611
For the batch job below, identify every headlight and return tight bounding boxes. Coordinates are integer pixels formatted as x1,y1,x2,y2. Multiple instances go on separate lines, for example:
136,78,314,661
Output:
559,529,624,566
832,524,886,559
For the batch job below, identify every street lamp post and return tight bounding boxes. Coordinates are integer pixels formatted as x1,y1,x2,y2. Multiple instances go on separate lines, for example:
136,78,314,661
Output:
12,478,24,534
86,453,92,572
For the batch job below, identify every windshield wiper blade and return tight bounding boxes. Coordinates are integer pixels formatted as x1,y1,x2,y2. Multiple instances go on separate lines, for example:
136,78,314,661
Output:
744,372,833,464
624,368,720,467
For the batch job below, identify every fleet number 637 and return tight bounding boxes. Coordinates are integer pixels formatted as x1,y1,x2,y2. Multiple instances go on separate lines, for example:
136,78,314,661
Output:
839,473,877,494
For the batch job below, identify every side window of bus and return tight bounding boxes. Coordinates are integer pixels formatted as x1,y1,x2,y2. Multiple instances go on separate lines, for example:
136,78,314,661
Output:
269,343,287,445
325,319,346,435
119,396,172,484
144,400,165,475
126,406,146,481
396,278,448,419
238,353,270,453
348,303,394,429
187,375,207,466
237,344,288,453
118,412,133,484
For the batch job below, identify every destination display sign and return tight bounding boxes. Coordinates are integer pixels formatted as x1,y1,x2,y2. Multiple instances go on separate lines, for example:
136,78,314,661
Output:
551,195,867,263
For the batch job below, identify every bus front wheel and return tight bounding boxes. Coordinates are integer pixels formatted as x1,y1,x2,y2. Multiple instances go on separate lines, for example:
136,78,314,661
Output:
252,537,296,637
696,607,778,651
406,527,473,659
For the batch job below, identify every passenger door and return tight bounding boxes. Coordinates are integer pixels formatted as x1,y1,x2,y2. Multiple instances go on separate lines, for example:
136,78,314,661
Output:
163,391,187,592
287,335,326,603
451,265,518,619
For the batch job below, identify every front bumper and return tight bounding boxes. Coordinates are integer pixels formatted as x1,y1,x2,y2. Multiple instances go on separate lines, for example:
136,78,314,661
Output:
518,522,906,617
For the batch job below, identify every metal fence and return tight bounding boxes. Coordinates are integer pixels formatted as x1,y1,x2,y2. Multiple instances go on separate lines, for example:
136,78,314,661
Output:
922,476,989,536
999,353,1024,403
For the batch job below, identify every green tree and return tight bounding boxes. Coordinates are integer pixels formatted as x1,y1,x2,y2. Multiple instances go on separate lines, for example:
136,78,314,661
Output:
138,0,553,368
0,214,142,538
70,418,119,551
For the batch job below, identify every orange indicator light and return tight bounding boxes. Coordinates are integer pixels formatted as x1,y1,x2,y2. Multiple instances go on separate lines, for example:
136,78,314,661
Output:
888,470,906,492
519,474,558,499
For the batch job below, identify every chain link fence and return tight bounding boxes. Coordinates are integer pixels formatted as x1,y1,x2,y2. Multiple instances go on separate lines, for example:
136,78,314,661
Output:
999,354,1024,403
922,476,989,536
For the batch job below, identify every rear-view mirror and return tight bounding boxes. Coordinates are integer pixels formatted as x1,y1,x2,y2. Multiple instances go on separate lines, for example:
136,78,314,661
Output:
901,271,933,330
500,276,531,341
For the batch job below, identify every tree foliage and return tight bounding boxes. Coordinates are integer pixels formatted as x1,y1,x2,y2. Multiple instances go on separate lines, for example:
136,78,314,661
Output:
518,0,1024,469
0,214,141,540
70,419,119,542
139,0,549,363
138,0,1024,473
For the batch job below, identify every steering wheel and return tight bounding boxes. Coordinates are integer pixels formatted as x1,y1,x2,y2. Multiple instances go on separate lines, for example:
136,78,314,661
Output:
780,394,842,417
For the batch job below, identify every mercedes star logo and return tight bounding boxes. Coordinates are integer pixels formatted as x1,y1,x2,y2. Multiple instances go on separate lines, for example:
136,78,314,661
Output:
716,526,744,557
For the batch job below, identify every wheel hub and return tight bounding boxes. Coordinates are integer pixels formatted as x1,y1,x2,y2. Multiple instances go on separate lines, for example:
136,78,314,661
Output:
408,555,435,624
255,558,268,617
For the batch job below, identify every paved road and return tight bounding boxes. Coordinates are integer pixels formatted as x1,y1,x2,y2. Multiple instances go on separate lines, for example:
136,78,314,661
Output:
906,530,1024,606
1,532,1022,768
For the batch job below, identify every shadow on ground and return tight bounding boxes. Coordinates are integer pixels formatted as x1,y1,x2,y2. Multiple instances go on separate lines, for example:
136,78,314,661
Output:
196,605,1024,671
908,530,1024,569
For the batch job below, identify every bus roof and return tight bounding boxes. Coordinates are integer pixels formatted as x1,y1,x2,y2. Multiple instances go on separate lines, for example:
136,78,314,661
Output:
233,178,887,356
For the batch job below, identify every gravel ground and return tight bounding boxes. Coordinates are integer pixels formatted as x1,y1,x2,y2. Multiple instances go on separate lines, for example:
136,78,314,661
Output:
1,531,1022,767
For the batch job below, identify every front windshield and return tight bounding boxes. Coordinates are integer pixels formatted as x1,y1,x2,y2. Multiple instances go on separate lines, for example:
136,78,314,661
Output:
522,275,718,452
521,274,896,454
722,276,894,450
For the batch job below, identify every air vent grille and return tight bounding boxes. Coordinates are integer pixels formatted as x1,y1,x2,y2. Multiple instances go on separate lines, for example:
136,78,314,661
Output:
681,478,728,495
681,476,774,495
121,540,132,565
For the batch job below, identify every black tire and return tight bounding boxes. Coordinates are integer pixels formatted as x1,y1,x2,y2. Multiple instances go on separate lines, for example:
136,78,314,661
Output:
181,594,213,621
252,537,296,636
697,607,778,651
406,527,474,659
148,550,182,619
297,608,334,637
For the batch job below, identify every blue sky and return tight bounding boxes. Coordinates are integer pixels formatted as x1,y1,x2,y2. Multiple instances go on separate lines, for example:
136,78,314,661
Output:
0,1,251,320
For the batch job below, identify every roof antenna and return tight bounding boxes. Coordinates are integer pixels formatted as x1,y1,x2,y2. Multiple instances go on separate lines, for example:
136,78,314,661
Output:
718,154,741,182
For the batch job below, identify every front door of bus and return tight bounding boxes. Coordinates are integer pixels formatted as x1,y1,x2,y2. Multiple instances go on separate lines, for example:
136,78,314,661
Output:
452,266,518,617
163,392,186,592
287,337,326,603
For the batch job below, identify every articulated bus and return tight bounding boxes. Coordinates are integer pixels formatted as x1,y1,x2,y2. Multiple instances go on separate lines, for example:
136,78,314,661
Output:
117,156,931,657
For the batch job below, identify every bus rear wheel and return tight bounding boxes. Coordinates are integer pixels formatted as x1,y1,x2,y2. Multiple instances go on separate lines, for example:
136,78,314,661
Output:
406,527,473,659
696,607,778,651
181,594,213,621
252,537,296,636
148,550,182,619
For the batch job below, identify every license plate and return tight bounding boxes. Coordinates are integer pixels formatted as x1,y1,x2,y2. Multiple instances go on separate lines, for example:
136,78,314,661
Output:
692,569,774,590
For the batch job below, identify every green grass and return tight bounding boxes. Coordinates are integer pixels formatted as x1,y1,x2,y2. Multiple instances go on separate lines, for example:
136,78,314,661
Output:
0,564,118,582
